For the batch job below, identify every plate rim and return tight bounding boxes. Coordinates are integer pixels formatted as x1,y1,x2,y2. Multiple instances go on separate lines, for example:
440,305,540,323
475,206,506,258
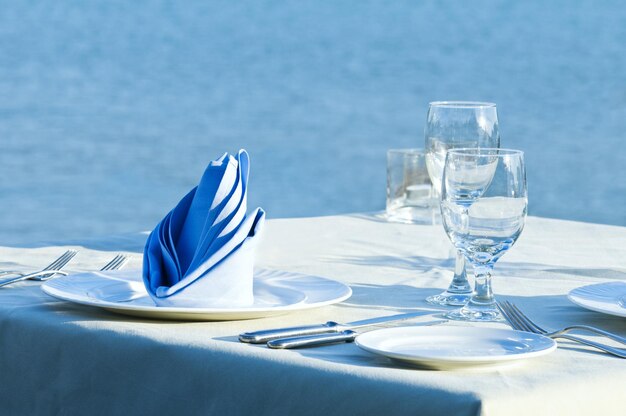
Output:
41,268,352,319
354,326,557,365
567,281,626,318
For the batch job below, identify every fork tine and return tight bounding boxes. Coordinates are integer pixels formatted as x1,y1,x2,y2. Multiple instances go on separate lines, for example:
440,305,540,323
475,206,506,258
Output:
25,250,78,282
114,255,129,270
100,254,129,271
104,254,128,271
497,302,531,332
506,301,547,334
496,302,516,327
502,302,537,333
100,254,122,271
38,250,77,280
112,255,127,269
43,250,77,271
41,251,70,271
117,256,130,270
51,250,78,270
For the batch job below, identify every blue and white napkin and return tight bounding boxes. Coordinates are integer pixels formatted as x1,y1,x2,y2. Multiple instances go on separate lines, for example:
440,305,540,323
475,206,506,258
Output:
142,149,265,307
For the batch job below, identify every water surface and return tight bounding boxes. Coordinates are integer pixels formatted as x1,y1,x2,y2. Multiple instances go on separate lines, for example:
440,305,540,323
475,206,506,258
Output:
1,1,625,244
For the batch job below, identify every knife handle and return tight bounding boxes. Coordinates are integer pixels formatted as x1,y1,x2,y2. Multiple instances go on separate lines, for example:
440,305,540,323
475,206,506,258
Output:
267,330,356,349
239,322,341,344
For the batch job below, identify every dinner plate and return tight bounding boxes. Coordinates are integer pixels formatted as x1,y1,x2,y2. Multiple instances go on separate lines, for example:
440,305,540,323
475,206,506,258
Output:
41,269,352,321
568,281,626,318
355,326,556,370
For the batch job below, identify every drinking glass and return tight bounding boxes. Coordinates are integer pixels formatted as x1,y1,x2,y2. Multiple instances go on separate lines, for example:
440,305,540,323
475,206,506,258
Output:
441,148,527,321
424,101,500,306
386,149,434,224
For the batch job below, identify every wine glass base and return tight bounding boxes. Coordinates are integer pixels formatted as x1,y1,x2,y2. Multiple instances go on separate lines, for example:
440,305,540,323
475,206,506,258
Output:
445,305,505,322
426,291,472,306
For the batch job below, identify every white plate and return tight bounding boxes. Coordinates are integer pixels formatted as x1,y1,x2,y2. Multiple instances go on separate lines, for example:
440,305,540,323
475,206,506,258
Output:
41,269,352,321
568,281,626,318
355,326,556,370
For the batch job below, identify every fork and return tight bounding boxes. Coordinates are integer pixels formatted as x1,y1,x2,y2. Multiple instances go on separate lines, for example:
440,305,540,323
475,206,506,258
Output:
0,270,25,277
500,301,626,345
497,301,626,358
0,250,78,288
99,254,130,271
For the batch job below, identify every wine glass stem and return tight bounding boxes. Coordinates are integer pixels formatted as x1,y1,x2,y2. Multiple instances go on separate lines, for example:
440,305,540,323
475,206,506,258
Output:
470,266,494,305
449,250,471,291
448,207,471,291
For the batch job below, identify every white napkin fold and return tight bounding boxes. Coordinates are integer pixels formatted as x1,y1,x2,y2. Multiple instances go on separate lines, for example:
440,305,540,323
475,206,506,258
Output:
142,149,265,307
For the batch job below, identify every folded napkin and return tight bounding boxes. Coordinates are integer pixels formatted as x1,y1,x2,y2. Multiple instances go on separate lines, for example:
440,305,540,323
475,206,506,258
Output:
142,149,265,307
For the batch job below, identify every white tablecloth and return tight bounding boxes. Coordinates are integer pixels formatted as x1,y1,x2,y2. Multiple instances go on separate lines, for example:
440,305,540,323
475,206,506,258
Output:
1,214,625,415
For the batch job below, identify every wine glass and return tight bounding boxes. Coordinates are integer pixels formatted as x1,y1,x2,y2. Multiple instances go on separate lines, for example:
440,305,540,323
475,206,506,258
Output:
424,102,500,306
441,148,527,321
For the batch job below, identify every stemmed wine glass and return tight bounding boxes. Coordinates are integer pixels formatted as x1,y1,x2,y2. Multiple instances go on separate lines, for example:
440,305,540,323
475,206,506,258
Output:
424,102,500,306
440,148,527,321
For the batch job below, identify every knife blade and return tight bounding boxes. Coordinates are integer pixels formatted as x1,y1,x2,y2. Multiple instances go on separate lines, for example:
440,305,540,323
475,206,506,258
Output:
266,320,447,349
238,311,431,344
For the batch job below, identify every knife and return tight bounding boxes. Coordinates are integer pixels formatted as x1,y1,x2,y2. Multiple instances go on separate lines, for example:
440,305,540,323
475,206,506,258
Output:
267,320,447,349
238,311,432,344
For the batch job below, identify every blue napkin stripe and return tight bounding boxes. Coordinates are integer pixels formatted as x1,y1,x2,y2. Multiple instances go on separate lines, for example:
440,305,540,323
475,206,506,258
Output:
187,156,243,273
166,188,196,280
187,151,249,273
159,213,178,286
175,154,230,273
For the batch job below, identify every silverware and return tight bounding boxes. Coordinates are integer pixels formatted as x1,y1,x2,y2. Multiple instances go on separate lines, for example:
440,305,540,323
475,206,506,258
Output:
497,301,626,358
239,311,431,344
100,254,130,271
0,250,78,288
498,301,626,345
267,320,447,349
0,270,25,277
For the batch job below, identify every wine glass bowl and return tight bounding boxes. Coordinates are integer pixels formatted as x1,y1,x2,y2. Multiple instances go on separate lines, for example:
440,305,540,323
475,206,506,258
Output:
441,149,527,322
425,101,500,196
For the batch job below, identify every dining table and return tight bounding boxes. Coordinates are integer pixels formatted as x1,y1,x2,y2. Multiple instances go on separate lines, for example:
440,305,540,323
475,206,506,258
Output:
1,213,625,415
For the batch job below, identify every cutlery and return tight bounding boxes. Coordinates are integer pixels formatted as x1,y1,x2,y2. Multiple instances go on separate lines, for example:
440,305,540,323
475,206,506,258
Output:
0,270,25,277
497,301,626,358
239,311,431,344
0,251,75,280
267,320,447,349
498,301,626,345
100,254,130,271
0,250,78,288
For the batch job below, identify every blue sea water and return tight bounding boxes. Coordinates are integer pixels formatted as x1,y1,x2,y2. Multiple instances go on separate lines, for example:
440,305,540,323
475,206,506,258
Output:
1,0,625,245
